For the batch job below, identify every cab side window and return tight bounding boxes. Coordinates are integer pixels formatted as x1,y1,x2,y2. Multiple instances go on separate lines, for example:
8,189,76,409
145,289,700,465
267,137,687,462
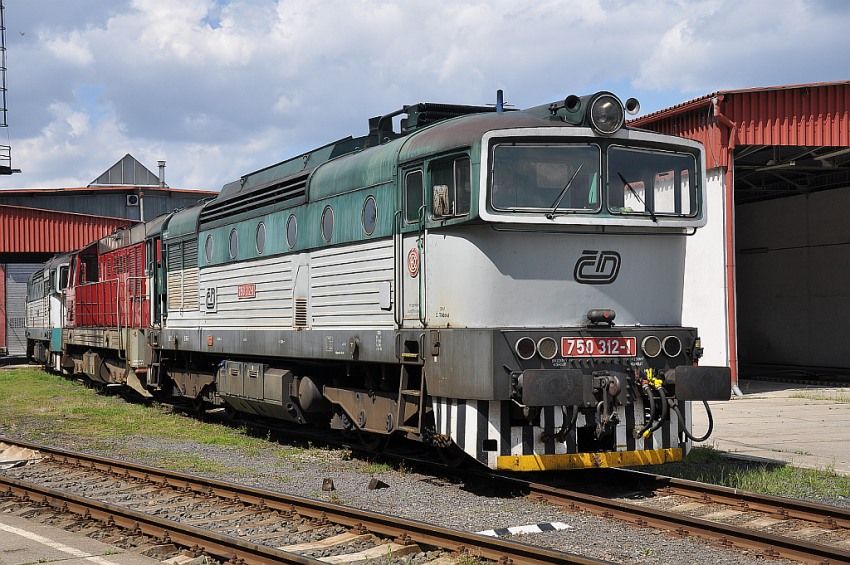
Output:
405,170,423,223
430,156,471,217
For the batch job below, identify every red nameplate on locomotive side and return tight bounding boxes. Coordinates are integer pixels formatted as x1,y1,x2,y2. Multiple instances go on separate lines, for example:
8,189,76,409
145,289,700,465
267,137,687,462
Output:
237,283,256,299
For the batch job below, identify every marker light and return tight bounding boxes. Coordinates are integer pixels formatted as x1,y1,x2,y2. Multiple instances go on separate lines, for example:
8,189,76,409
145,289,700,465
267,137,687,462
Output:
537,337,558,360
641,335,662,358
662,335,683,358
515,337,536,360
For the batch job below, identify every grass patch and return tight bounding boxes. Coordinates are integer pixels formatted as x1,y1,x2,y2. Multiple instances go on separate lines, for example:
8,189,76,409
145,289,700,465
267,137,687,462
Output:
646,446,850,500
361,460,392,474
0,368,302,458
790,391,850,403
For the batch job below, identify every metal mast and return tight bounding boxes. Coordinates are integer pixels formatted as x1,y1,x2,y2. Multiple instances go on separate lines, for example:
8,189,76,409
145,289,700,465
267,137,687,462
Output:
0,0,18,175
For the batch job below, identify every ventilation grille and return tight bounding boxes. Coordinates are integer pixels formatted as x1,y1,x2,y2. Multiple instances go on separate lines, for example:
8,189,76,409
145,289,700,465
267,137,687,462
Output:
166,240,199,311
200,172,309,225
294,298,308,328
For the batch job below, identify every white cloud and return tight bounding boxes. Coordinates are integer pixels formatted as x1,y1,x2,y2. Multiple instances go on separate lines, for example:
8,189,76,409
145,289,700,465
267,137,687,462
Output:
41,30,94,66
1,0,849,191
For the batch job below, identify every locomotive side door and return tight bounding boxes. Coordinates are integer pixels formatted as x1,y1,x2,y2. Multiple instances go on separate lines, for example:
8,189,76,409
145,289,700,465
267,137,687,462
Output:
400,167,425,328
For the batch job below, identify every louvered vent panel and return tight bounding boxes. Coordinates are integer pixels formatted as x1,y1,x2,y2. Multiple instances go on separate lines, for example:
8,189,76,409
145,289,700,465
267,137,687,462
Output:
294,298,308,328
167,270,183,310
183,239,198,268
182,267,200,310
200,172,309,225
167,243,183,272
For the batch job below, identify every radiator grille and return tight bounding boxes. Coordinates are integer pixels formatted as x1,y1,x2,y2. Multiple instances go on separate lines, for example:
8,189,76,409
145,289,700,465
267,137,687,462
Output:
294,298,308,328
200,172,308,226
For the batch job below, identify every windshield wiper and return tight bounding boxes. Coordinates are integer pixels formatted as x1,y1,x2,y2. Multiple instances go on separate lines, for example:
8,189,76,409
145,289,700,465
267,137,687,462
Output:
545,162,584,219
617,171,657,223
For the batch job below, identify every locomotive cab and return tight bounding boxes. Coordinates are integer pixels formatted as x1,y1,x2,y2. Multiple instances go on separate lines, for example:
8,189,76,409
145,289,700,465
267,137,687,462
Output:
407,92,731,469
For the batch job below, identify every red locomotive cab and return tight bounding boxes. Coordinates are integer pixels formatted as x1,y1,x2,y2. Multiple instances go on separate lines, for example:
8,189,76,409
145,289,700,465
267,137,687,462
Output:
70,239,151,329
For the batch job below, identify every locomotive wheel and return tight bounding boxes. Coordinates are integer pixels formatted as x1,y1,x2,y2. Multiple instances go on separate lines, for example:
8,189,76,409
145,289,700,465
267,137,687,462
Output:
437,444,467,468
356,431,388,452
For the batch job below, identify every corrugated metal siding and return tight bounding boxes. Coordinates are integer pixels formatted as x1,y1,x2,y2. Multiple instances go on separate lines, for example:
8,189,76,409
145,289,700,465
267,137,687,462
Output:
726,84,850,147
0,264,6,351
632,82,850,166
0,205,128,253
5,264,40,355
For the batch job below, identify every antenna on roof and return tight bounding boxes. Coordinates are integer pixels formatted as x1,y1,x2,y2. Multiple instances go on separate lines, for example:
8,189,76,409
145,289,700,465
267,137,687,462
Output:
0,0,19,175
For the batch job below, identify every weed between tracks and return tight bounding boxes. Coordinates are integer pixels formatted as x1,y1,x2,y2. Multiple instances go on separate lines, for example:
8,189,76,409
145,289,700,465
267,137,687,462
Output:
0,367,307,473
647,446,850,501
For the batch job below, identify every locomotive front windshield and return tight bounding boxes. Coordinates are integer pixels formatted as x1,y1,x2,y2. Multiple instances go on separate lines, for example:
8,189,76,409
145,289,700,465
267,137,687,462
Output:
491,144,601,212
489,142,698,219
607,146,697,218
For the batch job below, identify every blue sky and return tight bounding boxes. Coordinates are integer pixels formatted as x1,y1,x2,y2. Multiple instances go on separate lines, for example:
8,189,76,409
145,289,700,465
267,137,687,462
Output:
1,0,848,190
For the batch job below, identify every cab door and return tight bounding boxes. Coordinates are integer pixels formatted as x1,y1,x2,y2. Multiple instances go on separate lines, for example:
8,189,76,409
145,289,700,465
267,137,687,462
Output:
399,167,425,328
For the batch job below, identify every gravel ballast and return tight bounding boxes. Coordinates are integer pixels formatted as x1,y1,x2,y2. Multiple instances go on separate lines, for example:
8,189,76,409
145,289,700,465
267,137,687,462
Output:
0,413,792,565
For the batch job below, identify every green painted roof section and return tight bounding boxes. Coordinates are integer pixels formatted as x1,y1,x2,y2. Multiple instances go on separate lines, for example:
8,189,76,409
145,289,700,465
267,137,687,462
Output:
398,111,556,163
308,139,402,200
163,204,203,240
307,110,559,200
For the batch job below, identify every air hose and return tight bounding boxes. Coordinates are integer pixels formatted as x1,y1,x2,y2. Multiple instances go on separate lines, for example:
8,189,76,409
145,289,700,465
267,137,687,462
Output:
634,383,656,439
647,386,668,435
670,399,714,442
554,405,580,441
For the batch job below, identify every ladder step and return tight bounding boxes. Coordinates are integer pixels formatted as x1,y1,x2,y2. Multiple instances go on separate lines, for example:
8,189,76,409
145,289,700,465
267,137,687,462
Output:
401,389,421,397
400,352,419,359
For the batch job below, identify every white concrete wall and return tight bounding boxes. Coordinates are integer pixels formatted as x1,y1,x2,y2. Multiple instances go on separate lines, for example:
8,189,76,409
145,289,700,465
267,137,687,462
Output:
682,168,730,368
736,186,850,368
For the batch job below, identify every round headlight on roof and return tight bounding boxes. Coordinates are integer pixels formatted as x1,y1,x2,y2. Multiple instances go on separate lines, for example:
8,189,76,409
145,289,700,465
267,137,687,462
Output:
589,93,625,135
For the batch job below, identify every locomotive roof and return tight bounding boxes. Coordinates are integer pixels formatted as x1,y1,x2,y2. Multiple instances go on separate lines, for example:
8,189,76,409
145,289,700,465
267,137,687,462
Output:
163,205,203,240
308,110,563,201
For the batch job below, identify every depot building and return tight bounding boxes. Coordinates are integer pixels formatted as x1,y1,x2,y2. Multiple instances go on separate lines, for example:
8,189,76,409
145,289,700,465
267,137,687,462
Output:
634,81,850,385
0,155,215,356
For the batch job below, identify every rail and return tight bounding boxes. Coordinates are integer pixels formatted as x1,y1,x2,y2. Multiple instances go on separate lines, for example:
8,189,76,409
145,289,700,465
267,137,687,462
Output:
0,437,601,565
477,468,850,564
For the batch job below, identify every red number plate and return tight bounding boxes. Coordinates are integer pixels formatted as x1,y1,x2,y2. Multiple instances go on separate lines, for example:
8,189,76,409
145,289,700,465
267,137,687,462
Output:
561,337,636,357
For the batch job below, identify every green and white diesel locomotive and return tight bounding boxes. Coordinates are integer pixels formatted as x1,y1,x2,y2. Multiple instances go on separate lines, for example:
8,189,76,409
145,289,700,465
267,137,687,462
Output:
27,91,731,471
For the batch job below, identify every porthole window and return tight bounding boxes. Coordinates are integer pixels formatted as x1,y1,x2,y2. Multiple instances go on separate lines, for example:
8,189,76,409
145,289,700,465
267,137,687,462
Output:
256,222,266,254
205,234,213,262
228,228,238,259
362,196,377,235
321,206,334,243
286,214,297,249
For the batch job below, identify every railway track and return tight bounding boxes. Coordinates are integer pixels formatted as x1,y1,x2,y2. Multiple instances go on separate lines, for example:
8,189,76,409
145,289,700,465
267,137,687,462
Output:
479,468,850,564
0,437,600,565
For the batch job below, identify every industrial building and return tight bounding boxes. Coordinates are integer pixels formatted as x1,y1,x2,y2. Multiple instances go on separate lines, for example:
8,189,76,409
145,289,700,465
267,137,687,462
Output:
0,154,216,356
634,81,850,384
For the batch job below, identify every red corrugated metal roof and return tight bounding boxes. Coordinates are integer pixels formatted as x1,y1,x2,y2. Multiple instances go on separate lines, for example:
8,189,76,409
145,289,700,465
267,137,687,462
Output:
0,205,129,253
631,81,850,168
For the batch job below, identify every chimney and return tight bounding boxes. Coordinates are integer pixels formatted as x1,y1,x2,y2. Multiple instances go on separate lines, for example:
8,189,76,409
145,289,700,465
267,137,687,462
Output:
158,160,166,188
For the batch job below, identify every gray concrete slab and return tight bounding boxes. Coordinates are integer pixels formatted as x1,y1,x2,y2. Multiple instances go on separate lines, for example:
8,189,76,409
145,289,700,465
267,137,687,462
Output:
692,379,850,474
0,513,160,565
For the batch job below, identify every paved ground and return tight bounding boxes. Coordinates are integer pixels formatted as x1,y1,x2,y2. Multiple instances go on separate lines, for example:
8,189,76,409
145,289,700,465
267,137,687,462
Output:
692,378,850,474
0,514,160,565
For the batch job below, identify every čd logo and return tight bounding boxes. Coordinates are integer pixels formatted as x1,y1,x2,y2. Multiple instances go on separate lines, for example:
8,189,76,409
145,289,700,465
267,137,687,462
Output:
574,250,621,285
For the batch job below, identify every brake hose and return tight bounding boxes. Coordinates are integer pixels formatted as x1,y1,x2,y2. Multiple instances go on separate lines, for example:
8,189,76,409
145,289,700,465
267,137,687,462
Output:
648,386,669,435
555,405,580,441
634,383,656,438
671,399,714,442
